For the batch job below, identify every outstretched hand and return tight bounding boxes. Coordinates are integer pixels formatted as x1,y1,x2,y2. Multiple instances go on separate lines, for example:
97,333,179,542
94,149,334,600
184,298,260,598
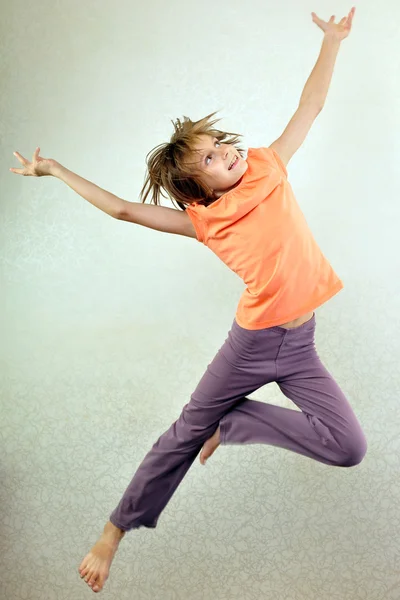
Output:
9,147,58,177
312,6,356,42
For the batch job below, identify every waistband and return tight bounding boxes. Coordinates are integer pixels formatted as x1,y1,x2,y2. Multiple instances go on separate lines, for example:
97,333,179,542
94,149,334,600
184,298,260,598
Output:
268,312,315,334
234,312,316,336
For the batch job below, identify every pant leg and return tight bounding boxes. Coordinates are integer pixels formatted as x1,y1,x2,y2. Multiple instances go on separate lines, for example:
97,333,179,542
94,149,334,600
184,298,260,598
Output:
221,314,368,467
109,319,279,531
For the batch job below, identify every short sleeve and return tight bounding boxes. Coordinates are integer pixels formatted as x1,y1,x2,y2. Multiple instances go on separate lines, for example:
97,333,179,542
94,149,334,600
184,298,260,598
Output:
267,147,288,179
185,204,206,243
247,147,288,180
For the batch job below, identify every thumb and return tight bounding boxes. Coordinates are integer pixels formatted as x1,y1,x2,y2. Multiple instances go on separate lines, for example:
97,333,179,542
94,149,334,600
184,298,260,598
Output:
311,13,325,25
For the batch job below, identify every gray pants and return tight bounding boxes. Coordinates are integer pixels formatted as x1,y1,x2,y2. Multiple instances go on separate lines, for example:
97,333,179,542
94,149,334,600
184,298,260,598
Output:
110,313,367,531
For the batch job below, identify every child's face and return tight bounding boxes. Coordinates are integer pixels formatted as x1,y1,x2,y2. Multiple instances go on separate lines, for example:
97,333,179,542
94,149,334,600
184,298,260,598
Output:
189,134,248,200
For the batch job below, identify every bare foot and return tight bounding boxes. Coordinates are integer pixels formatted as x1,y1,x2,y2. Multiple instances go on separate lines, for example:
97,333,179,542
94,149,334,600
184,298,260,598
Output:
79,521,125,593
200,425,221,465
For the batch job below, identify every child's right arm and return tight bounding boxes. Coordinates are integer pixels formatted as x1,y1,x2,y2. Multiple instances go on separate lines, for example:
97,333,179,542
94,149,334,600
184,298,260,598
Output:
118,199,196,238
53,164,196,238
9,148,195,238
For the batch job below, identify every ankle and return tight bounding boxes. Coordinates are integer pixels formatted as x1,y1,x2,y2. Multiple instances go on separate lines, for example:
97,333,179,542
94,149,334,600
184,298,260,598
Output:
103,521,125,545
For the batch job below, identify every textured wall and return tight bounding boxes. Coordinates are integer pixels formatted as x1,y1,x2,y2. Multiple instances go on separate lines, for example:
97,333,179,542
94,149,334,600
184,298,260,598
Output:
2,0,400,598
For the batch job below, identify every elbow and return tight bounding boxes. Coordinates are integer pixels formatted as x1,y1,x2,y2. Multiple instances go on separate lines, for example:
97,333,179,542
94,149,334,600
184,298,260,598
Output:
301,98,324,113
114,201,127,220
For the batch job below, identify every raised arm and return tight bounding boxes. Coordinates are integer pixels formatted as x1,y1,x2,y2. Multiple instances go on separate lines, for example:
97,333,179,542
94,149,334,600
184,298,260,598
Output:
269,8,355,167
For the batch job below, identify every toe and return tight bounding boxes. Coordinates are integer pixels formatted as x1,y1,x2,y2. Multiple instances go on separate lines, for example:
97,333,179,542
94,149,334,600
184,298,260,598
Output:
79,555,90,572
88,573,98,588
93,579,103,593
80,566,90,578
199,446,208,464
85,571,93,583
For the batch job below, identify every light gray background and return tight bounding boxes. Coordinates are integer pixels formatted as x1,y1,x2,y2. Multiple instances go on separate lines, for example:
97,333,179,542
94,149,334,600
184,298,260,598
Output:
1,1,399,599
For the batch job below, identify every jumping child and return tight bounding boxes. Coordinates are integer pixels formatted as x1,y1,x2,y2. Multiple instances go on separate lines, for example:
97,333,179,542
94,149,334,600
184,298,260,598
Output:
10,7,364,594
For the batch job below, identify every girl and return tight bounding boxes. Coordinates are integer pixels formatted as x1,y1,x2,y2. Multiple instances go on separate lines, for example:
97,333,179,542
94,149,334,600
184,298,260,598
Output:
10,8,364,595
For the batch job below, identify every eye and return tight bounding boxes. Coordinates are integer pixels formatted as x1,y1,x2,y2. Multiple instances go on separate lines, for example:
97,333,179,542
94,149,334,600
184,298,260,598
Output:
205,140,221,165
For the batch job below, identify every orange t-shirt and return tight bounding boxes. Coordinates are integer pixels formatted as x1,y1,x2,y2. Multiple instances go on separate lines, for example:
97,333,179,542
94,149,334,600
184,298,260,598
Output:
185,146,343,330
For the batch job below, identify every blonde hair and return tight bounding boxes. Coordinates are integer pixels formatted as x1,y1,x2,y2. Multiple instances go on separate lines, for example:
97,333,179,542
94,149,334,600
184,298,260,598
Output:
139,111,245,210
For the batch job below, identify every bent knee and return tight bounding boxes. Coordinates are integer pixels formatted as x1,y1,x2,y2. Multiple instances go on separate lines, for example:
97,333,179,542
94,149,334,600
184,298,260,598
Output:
339,435,368,467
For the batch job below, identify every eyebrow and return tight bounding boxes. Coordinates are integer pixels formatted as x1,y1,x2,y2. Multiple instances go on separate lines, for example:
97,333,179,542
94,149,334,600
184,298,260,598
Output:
198,138,217,161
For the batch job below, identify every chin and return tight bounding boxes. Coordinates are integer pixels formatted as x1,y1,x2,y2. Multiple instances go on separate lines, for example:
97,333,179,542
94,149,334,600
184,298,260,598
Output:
234,160,248,178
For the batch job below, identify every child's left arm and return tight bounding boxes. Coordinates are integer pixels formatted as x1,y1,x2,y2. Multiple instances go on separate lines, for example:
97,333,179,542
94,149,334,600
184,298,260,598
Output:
269,7,356,168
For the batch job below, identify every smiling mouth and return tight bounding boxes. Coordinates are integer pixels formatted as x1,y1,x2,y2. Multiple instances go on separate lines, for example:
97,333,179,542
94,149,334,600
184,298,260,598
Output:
229,157,238,170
